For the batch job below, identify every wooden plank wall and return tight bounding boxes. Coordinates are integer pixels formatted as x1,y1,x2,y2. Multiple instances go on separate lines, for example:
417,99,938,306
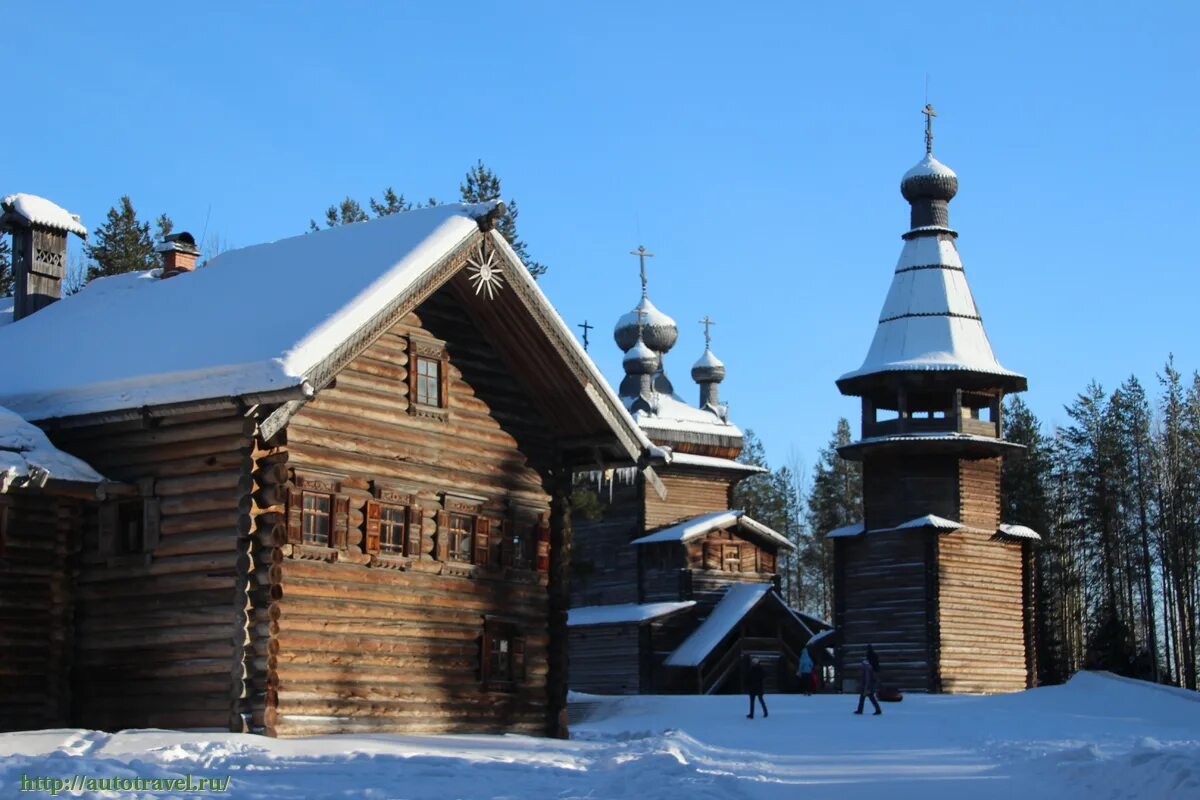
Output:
836,532,932,693
570,481,640,607
644,473,729,529
0,494,80,729
50,409,255,730
863,455,958,529
938,458,1025,693
567,625,641,694
264,293,555,736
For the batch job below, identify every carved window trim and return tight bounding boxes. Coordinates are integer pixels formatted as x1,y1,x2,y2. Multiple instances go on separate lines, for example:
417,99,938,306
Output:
287,471,348,554
407,335,450,422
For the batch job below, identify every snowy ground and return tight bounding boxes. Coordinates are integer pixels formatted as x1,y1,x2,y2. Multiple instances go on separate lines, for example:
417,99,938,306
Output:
0,672,1196,799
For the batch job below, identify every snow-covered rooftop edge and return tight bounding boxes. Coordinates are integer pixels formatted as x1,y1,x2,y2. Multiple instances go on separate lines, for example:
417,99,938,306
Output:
1,193,87,237
824,516,1041,540
0,405,105,491
665,583,771,667
631,510,794,551
568,601,696,627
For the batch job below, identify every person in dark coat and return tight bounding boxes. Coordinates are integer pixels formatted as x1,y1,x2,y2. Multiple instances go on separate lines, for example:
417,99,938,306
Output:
854,644,882,716
746,658,768,719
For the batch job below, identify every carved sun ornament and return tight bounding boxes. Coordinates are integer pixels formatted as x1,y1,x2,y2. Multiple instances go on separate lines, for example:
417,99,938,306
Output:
466,243,505,300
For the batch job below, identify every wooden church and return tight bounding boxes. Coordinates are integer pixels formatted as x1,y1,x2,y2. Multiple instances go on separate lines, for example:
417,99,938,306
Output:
828,109,1040,694
0,195,662,737
568,252,827,695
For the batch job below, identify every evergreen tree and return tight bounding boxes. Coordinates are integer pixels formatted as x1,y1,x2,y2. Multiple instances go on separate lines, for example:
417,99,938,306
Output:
85,196,159,281
805,419,862,618
0,234,11,297
460,160,546,278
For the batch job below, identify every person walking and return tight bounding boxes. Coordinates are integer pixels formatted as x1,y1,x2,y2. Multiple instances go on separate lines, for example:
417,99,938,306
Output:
797,648,815,696
746,657,768,719
854,644,882,716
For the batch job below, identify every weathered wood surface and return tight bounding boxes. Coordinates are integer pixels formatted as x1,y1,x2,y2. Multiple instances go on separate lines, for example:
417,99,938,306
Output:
48,408,253,732
863,454,958,529
644,474,728,529
568,625,641,694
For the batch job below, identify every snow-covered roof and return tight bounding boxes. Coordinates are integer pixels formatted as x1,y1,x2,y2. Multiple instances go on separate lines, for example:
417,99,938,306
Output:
631,509,795,551
997,523,1042,541
628,392,741,439
890,513,963,532
824,521,865,539
843,431,1024,450
839,233,1024,385
660,450,765,474
0,405,105,492
568,600,696,627
902,154,957,182
0,202,632,433
807,628,835,647
692,349,724,370
665,583,772,667
1,193,87,237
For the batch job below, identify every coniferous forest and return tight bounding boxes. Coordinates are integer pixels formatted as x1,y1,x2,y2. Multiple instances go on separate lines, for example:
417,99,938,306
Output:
736,358,1200,690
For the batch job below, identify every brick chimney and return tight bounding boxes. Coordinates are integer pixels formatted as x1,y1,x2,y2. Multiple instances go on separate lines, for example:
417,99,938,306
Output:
157,232,200,278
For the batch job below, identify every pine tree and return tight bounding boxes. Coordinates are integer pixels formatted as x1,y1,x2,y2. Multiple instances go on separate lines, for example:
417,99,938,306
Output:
0,234,11,297
85,197,158,281
460,160,546,278
805,419,863,618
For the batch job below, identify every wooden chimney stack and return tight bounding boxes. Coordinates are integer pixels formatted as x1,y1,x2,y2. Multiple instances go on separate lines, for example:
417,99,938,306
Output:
1,194,86,321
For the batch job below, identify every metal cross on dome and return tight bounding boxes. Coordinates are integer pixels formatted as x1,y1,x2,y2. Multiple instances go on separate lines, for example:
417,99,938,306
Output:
578,320,593,351
630,245,654,297
466,241,505,300
699,315,715,348
922,103,937,155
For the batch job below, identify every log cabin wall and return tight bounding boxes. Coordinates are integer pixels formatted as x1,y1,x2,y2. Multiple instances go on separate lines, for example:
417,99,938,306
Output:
685,530,775,617
567,624,641,694
46,408,256,731
835,532,933,693
862,454,958,529
570,480,640,607
643,472,729,529
936,456,1025,692
639,541,688,603
263,291,557,736
0,494,82,729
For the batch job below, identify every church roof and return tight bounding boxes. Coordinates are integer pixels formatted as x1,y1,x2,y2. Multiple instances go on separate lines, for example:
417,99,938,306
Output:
626,392,741,440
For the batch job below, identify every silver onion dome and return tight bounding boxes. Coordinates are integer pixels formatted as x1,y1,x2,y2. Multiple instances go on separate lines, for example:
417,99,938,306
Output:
900,153,958,204
691,347,726,384
614,296,678,354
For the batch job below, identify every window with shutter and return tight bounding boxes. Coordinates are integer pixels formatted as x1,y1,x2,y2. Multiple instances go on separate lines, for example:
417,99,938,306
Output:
301,493,332,546
481,619,521,691
364,501,382,554
473,517,491,566
406,504,423,557
436,511,451,561
449,513,475,562
286,489,304,544
379,504,407,554
331,496,350,548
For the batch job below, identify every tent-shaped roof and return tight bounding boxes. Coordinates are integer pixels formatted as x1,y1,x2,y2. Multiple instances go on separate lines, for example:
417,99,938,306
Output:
0,203,654,469
630,509,795,551
0,405,104,492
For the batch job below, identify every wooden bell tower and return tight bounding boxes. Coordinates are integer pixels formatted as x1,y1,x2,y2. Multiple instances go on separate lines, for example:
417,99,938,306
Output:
830,108,1038,694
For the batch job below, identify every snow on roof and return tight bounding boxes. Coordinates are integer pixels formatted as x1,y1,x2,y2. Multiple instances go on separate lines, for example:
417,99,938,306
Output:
692,349,724,370
631,510,794,551
0,204,494,421
661,451,766,474
902,153,957,182
847,431,1021,448
839,233,1024,383
807,628,835,646
665,583,771,667
568,600,696,627
998,523,1043,541
890,513,963,532
1,193,87,237
824,521,865,538
0,405,105,491
629,392,742,438
614,296,676,341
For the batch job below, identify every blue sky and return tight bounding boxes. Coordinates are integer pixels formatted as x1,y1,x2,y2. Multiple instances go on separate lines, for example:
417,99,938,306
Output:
7,2,1198,473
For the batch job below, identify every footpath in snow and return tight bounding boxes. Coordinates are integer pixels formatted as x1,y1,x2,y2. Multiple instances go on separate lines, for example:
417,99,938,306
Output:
0,672,1196,800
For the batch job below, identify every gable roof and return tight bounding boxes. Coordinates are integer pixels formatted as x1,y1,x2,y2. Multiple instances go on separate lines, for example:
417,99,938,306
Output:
630,509,795,551
0,203,655,469
664,583,772,667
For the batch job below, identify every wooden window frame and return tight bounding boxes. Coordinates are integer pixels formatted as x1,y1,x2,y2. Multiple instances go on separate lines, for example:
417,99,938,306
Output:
301,492,333,546
286,472,348,554
98,478,159,565
377,504,408,554
407,336,450,421
481,618,525,692
447,512,476,563
722,543,741,573
366,483,422,559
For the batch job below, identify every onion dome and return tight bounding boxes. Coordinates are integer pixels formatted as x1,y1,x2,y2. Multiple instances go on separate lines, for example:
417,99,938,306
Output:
691,347,726,384
614,296,678,354
623,337,660,376
900,154,959,204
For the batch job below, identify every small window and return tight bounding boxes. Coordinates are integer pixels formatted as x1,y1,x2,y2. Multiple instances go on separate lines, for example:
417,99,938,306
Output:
117,501,145,553
415,357,441,406
302,492,332,546
482,619,525,691
449,512,475,562
379,504,408,554
723,544,741,573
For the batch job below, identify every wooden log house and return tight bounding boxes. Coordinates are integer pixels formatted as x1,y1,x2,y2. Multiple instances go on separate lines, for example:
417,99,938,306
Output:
828,110,1040,695
568,265,826,695
0,199,660,737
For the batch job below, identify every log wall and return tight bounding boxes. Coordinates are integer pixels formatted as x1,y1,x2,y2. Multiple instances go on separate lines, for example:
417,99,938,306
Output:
263,294,556,736
49,409,254,731
567,624,641,694
570,481,640,607
644,473,729,529
0,494,81,729
863,454,958,529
